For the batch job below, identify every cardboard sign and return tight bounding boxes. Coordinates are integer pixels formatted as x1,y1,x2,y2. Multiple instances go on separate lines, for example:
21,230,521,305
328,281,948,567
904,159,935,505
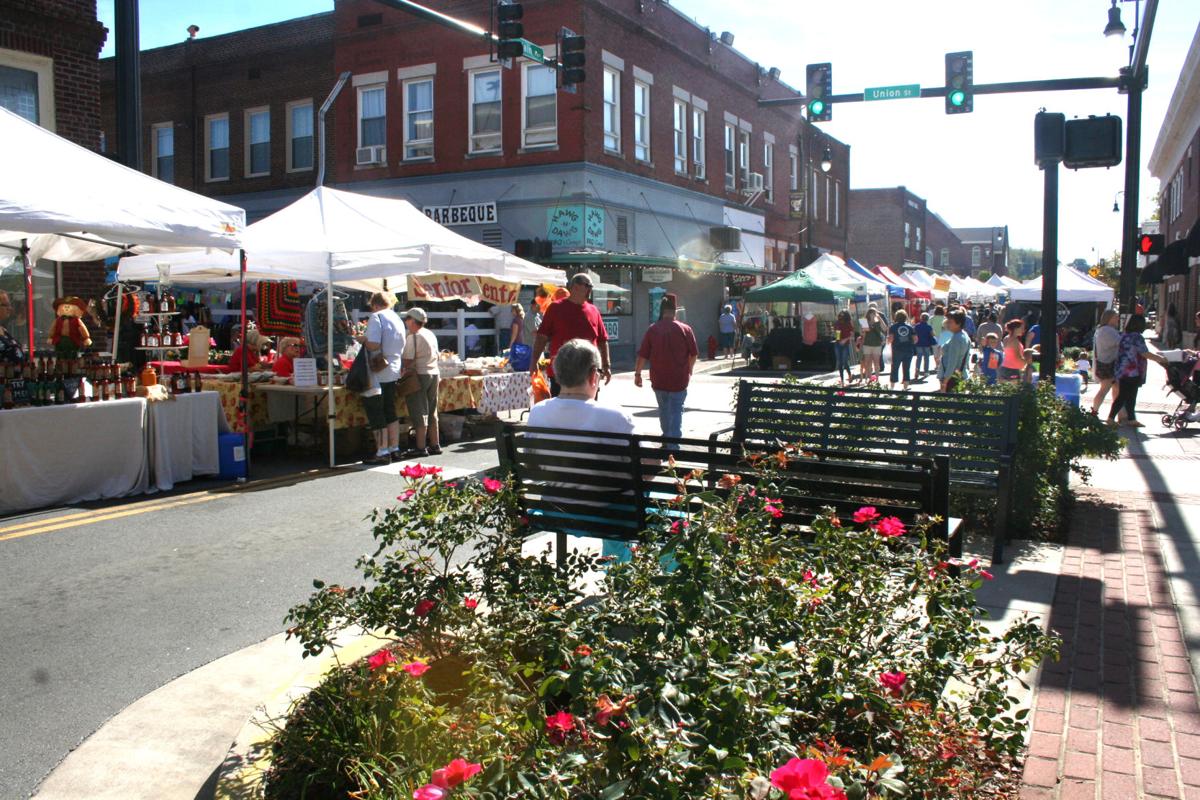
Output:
184,325,211,368
292,357,318,387
407,274,521,306
933,277,952,292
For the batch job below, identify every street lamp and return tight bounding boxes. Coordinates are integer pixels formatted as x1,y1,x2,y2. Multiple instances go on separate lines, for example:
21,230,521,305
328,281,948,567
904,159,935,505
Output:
820,146,833,173
1103,0,1127,38
1112,190,1124,213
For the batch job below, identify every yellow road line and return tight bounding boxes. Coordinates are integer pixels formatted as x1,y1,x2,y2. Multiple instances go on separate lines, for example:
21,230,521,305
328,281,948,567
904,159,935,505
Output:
0,467,343,542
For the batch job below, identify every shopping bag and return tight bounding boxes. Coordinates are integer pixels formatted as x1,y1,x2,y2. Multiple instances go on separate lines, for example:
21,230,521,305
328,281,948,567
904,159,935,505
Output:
509,342,533,372
531,368,551,404
396,371,422,397
345,347,371,393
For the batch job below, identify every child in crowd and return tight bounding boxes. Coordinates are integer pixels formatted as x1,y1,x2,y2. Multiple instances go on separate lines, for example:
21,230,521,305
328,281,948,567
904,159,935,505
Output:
978,332,1002,385
1076,350,1092,389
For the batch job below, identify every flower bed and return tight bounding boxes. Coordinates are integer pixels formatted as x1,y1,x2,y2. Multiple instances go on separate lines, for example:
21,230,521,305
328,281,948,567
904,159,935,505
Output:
271,458,1058,799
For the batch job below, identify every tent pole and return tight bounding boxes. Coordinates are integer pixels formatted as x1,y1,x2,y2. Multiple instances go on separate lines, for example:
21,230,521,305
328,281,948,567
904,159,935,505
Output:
326,257,335,469
239,249,250,483
20,240,33,353
112,280,124,363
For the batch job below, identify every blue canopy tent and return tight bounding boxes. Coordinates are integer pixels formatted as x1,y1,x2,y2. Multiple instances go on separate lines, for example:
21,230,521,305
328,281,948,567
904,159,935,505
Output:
846,258,905,298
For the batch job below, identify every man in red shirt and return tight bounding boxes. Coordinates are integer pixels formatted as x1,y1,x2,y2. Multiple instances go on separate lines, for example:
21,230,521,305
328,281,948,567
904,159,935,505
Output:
634,293,697,441
532,272,612,396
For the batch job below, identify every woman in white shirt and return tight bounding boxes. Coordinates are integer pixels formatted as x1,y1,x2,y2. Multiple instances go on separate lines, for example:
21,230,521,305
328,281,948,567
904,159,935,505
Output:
400,307,442,458
361,292,406,464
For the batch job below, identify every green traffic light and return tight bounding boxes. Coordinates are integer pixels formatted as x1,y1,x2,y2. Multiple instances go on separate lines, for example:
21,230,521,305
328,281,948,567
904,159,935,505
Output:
949,89,966,107
808,99,825,116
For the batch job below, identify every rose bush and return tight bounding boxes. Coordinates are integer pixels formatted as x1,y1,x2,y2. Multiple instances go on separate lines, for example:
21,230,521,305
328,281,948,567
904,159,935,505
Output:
269,459,1058,799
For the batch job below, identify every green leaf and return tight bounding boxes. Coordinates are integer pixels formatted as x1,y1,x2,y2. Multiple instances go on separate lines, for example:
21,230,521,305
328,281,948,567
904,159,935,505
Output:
600,778,631,799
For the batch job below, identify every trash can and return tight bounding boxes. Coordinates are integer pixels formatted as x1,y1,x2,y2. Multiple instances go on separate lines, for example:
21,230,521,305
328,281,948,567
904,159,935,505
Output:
218,432,248,480
1055,373,1082,408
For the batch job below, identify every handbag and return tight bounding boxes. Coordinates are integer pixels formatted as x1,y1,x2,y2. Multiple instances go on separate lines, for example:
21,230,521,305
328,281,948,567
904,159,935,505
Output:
395,332,427,397
345,348,370,393
369,351,389,372
509,342,533,372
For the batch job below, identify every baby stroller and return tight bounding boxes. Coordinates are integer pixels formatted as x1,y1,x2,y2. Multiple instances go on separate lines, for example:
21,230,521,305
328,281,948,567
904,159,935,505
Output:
1161,354,1200,430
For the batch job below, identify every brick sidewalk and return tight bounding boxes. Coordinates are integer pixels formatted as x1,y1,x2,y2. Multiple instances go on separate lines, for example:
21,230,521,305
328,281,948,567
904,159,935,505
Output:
1021,489,1200,799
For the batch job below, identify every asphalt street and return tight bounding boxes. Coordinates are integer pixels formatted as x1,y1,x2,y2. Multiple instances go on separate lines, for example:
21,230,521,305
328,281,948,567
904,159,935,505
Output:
0,369,745,799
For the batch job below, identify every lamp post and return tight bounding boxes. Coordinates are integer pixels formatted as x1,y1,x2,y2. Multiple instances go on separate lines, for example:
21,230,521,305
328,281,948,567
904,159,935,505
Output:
1112,190,1124,213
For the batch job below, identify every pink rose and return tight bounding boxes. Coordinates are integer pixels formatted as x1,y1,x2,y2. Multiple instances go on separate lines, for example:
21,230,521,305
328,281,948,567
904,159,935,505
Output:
879,670,907,696
464,597,479,610
397,489,415,502
413,784,446,800
670,519,688,533
872,516,907,538
414,599,436,617
545,711,576,745
482,477,504,494
367,649,396,671
770,757,847,799
401,464,444,479
852,506,880,524
979,569,995,581
764,504,784,519
431,758,482,789
402,661,430,677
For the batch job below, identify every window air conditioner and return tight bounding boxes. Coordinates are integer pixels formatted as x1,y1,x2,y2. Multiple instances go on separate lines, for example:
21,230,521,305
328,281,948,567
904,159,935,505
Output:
710,226,741,252
745,172,765,194
692,163,706,179
355,145,385,166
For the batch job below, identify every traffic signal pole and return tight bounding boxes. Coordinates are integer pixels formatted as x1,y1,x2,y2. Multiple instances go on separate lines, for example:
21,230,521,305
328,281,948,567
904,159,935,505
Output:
1041,159,1060,382
758,76,1123,108
1119,79,1143,316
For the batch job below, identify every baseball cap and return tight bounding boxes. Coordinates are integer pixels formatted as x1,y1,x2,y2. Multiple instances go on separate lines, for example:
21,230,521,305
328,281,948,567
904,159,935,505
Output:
401,307,428,323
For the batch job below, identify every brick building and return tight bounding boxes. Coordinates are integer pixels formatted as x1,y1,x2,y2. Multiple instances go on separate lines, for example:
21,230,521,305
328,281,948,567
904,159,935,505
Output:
99,0,852,364
1,0,108,352
847,186,1008,278
1148,21,1200,344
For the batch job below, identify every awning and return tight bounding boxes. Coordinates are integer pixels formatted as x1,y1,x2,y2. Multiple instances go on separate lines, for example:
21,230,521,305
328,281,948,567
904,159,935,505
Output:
1140,257,1164,285
1186,219,1200,260
1161,240,1190,277
542,252,782,278
744,269,855,304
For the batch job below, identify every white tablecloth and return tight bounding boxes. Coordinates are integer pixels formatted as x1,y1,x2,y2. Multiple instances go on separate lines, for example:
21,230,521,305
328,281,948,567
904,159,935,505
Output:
478,371,532,415
0,398,151,515
146,391,230,491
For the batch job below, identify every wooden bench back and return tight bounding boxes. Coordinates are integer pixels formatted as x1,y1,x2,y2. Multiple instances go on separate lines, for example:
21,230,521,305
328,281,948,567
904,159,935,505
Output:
497,424,953,549
733,381,1019,485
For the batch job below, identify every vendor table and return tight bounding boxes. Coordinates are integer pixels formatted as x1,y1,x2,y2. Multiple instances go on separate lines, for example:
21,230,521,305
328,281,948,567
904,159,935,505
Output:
201,378,272,431
146,391,230,491
148,361,228,376
0,398,150,515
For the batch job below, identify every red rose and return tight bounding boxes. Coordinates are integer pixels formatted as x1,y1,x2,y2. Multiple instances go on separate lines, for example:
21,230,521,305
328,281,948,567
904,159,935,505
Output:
852,506,880,524
414,599,436,617
872,516,907,538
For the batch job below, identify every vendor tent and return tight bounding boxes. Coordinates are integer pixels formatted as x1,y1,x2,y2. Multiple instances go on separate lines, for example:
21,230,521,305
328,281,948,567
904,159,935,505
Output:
802,254,886,301
744,269,855,304
987,273,1022,289
846,258,905,297
875,265,931,300
1007,267,1115,304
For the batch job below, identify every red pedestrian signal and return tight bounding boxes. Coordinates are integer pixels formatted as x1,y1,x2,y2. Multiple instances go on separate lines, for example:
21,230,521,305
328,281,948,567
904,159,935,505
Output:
1138,233,1164,255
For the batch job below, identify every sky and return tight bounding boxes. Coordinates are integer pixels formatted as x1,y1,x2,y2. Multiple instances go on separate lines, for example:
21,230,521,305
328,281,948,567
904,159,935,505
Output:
97,0,1199,265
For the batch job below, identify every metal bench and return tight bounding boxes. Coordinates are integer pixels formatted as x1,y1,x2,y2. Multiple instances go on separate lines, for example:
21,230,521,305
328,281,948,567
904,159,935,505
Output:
717,380,1020,562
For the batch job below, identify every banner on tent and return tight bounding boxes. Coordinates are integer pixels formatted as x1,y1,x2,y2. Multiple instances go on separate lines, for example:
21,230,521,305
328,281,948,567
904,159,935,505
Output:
933,277,951,292
407,273,521,305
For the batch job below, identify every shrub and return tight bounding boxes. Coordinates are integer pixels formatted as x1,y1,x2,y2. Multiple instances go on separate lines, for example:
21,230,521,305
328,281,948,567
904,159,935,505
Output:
270,461,1058,799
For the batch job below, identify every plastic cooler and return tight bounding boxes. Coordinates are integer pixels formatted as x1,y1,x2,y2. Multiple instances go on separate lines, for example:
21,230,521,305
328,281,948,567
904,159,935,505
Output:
218,433,248,480
1054,374,1082,407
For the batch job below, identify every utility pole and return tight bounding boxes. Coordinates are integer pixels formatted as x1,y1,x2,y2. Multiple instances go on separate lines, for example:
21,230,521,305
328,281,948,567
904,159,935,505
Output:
1117,0,1157,316
114,0,141,169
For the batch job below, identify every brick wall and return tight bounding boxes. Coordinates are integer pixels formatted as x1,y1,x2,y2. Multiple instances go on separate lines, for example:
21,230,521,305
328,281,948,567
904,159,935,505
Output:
847,188,905,269
925,211,964,272
0,0,108,148
1158,125,1200,333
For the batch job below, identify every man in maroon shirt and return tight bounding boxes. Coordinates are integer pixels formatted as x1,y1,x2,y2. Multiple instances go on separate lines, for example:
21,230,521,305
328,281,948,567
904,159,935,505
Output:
532,273,612,396
634,293,697,440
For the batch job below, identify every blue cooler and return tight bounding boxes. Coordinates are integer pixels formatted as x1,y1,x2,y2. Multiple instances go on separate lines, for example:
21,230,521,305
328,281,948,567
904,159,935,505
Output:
218,433,248,480
1055,374,1082,408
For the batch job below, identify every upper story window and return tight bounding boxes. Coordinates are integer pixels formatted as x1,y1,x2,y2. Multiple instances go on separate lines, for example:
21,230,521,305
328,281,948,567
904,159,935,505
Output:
737,130,750,190
692,107,706,180
940,248,950,267
672,99,687,174
834,181,840,227
904,221,911,249
287,100,313,171
724,123,736,190
470,68,502,153
633,80,650,162
245,107,270,177
0,64,39,122
915,225,921,253
205,113,229,182
358,85,386,149
763,142,774,202
151,122,174,184
824,175,831,221
971,246,982,267
603,67,620,153
789,151,798,192
404,78,434,159
522,63,557,148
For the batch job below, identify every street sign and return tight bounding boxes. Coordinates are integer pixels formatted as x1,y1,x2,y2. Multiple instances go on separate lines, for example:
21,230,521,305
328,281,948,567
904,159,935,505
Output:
864,84,920,102
520,39,544,62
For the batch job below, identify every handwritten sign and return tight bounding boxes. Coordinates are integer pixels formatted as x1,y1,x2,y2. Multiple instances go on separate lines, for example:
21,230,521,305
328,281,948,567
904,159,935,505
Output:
184,325,210,368
547,205,604,248
407,274,521,305
292,357,318,387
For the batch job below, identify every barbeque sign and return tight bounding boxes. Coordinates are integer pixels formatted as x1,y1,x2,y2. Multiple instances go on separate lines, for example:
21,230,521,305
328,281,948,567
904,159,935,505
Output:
407,273,520,306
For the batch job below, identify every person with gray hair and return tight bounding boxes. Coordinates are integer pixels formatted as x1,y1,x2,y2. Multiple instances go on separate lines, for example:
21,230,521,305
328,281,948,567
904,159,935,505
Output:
527,338,634,436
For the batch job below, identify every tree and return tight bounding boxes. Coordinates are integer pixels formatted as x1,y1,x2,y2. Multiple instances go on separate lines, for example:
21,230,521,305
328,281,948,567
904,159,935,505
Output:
1087,250,1122,292
977,270,992,283
1009,248,1043,280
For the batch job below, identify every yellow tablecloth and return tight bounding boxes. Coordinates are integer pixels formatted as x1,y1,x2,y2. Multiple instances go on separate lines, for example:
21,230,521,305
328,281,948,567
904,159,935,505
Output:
201,378,270,432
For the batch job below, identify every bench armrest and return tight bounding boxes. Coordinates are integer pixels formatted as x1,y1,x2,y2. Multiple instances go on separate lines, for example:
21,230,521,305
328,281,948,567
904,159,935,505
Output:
708,425,735,444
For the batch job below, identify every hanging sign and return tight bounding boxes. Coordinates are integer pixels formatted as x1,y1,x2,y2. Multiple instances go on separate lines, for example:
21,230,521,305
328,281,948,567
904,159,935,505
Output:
547,205,605,248
642,267,672,283
407,273,521,305
422,202,498,227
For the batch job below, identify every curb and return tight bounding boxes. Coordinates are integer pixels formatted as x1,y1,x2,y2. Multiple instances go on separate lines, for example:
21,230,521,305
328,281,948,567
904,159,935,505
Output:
212,630,387,800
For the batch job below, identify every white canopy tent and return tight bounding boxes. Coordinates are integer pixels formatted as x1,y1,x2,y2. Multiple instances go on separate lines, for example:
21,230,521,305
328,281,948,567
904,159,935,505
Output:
802,253,887,301
1008,267,1115,304
0,106,246,353
117,186,565,467
987,273,1023,289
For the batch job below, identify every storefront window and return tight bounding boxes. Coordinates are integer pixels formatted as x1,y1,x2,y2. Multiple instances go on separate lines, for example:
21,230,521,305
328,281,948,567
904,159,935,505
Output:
590,268,632,316
0,257,56,356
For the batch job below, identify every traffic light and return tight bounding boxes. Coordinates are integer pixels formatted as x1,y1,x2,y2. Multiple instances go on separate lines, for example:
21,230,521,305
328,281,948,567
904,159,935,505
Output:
496,1,524,60
1138,232,1165,256
945,51,973,114
560,28,585,89
805,63,832,122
